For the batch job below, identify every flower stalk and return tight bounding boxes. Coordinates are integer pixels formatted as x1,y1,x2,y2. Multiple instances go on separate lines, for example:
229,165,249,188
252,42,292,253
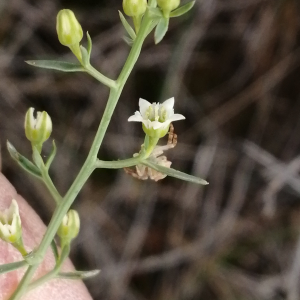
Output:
8,4,156,300
6,1,204,298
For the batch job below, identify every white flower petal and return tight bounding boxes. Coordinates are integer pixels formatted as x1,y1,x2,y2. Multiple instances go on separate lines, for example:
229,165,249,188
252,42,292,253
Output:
26,107,36,128
10,214,20,235
162,97,174,112
10,199,19,215
0,223,10,238
128,112,143,122
169,114,185,122
139,98,151,117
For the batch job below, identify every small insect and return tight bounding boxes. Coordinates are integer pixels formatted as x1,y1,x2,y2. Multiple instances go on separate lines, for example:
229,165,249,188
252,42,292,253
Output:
124,123,177,181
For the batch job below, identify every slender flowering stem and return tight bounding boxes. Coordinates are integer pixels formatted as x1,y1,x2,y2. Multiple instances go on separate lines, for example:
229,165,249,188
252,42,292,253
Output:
40,168,63,204
85,64,117,89
9,7,154,300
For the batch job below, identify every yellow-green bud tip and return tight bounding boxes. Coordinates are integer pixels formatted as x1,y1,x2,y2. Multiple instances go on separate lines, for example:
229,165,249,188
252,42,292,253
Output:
157,0,180,14
56,9,83,47
25,108,52,145
57,210,80,243
123,0,147,17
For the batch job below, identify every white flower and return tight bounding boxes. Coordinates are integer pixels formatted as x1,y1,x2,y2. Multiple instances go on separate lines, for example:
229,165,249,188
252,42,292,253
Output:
0,199,22,243
128,97,185,137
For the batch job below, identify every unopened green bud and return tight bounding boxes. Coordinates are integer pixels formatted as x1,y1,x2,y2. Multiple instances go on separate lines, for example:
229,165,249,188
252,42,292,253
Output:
56,9,83,62
157,0,180,15
0,200,22,244
56,9,83,47
57,210,80,244
123,0,147,17
25,108,52,150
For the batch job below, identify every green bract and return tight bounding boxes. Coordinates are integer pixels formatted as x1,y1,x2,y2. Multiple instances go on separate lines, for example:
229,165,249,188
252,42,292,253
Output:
56,9,83,47
123,0,147,17
57,210,80,244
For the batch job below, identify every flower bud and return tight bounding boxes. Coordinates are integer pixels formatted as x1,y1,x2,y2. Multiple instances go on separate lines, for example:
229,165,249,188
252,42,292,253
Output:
0,199,22,244
25,108,52,147
56,9,83,47
157,0,180,15
123,0,147,17
57,210,80,244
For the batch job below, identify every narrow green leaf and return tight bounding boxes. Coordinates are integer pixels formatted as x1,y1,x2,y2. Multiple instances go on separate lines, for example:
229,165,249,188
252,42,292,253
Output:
45,140,57,170
26,60,85,72
0,260,27,275
7,141,42,178
154,17,169,44
51,240,59,263
118,11,136,40
123,36,134,46
170,1,195,18
142,160,209,185
57,269,100,280
86,31,93,58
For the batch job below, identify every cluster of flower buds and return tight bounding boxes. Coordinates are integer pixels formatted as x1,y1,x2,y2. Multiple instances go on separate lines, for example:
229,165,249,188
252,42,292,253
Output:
56,9,83,63
25,107,52,153
57,209,80,246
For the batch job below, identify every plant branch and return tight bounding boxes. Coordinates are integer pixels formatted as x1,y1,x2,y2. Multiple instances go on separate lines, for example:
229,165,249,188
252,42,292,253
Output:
8,8,154,300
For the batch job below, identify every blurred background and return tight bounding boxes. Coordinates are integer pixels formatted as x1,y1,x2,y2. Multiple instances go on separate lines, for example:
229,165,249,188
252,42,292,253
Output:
1,0,300,299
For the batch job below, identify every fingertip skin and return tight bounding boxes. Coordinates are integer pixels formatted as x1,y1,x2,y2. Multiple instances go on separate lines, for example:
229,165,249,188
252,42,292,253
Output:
0,173,93,300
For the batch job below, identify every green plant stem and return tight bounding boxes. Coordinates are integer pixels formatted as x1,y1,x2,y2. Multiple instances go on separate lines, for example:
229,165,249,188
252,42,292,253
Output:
27,268,57,292
133,15,142,33
27,244,69,292
85,64,117,89
41,169,63,204
0,260,28,275
9,8,154,300
95,136,159,169
13,241,28,257
69,44,83,65
141,136,159,158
